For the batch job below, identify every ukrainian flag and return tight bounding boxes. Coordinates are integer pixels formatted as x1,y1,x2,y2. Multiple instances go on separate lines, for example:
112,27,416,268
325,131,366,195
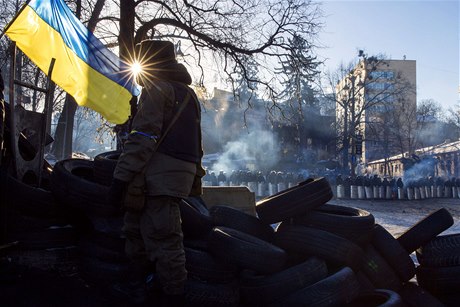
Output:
4,0,139,124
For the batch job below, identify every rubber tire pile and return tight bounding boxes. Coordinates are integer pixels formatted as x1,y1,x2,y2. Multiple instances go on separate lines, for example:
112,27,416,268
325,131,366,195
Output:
4,152,460,306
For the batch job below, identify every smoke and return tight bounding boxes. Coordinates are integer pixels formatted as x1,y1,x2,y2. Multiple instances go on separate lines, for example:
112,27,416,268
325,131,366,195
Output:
203,88,333,177
417,122,447,147
211,128,280,174
202,88,284,174
402,157,437,186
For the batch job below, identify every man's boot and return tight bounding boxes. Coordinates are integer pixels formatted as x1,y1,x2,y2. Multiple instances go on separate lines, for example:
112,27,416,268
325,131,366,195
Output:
161,293,185,307
111,262,151,304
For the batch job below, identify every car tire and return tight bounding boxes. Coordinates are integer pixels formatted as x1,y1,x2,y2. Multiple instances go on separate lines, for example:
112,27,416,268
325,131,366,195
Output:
396,208,454,253
274,224,365,271
50,159,119,217
210,205,274,242
93,150,120,186
416,233,460,267
267,267,361,307
239,256,327,305
371,224,415,282
207,226,287,274
255,177,333,224
290,204,375,246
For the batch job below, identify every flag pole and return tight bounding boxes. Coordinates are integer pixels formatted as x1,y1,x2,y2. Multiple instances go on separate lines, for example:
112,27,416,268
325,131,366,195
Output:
37,57,56,187
0,0,32,41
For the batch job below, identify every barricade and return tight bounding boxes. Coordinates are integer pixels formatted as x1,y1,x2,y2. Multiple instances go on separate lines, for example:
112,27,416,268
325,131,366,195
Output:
420,187,426,199
337,184,345,199
444,186,452,198
436,186,443,198
358,186,365,199
247,181,258,194
385,186,392,199
379,186,385,199
268,183,277,195
277,182,286,193
407,187,414,200
414,187,420,200
350,185,358,199
398,187,405,200
425,186,431,198
373,186,379,199
365,186,373,199
203,180,213,187
257,182,266,198
202,186,256,216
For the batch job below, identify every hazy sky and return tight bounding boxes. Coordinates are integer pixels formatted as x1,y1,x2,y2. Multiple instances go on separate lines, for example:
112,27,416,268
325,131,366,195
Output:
318,0,459,109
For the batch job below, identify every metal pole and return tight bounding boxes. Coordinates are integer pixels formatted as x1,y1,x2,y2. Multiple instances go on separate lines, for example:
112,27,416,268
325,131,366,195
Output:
37,58,56,186
8,43,18,177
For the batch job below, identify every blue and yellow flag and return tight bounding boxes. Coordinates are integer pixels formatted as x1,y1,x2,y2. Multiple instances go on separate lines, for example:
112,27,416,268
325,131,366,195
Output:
4,0,139,124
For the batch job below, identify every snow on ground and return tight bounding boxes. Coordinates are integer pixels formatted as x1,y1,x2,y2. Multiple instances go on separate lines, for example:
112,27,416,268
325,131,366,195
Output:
330,197,460,267
329,197,460,238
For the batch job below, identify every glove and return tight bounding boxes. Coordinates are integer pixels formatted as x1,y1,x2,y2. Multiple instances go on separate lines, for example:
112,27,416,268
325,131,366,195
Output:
107,178,129,208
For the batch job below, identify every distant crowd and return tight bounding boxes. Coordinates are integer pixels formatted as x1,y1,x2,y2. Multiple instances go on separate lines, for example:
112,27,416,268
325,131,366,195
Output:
202,170,309,198
336,175,460,200
202,170,460,200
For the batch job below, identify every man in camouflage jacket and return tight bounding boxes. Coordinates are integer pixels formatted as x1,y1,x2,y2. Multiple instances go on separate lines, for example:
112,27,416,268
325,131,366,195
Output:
108,40,204,306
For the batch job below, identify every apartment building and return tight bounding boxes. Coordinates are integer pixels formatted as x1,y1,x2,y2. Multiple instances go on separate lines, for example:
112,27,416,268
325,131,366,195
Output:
336,57,417,172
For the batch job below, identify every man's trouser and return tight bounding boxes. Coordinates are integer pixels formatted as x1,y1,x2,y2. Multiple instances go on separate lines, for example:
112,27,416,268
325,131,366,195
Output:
123,195,187,295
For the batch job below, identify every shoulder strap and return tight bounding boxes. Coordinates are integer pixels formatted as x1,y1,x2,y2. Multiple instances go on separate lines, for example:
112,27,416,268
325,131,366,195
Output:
136,84,197,176
153,88,191,150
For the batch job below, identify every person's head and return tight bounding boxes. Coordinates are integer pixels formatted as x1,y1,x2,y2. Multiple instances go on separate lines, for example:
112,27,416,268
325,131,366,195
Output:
135,40,177,67
133,40,191,86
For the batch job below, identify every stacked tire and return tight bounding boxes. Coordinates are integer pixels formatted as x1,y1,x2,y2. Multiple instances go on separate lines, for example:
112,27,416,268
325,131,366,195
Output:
2,169,82,273
177,178,353,306
180,198,240,306
46,161,447,306
49,158,128,288
416,233,460,306
257,177,452,306
29,151,459,306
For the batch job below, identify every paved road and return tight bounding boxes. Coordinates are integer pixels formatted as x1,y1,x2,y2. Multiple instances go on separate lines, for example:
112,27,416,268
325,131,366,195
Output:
329,197,460,237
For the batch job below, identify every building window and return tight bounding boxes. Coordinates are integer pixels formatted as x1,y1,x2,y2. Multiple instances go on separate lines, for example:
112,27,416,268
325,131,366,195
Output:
366,82,395,91
369,71,394,80
366,93,395,104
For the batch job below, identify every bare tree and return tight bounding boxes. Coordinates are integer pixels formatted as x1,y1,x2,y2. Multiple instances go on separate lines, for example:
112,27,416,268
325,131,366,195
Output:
390,98,418,155
318,53,416,176
446,101,460,135
414,99,459,151
117,0,323,107
72,107,113,154
2,0,323,160
414,98,443,149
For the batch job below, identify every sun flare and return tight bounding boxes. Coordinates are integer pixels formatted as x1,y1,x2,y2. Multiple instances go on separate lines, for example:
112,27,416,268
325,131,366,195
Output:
130,61,143,77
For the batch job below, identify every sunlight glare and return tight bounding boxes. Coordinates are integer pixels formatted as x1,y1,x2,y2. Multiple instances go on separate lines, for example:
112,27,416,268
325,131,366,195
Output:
131,61,143,77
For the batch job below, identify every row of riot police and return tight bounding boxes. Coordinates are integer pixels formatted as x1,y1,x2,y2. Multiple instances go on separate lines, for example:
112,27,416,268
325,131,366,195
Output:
336,174,460,200
202,169,307,198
